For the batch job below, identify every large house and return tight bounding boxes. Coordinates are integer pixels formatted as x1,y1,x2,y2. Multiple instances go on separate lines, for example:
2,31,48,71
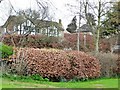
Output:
1,15,64,38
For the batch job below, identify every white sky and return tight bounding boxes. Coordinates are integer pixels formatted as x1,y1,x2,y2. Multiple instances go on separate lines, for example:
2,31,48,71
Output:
0,0,74,29
0,0,116,29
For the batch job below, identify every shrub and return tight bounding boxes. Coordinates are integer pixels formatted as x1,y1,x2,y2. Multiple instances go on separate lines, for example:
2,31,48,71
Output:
30,74,49,81
0,43,13,58
7,48,100,81
88,52,118,77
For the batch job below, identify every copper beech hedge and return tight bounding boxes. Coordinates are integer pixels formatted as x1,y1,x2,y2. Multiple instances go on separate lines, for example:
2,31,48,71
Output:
10,48,101,81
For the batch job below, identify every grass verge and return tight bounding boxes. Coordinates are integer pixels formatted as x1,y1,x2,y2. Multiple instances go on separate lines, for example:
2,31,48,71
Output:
0,77,119,88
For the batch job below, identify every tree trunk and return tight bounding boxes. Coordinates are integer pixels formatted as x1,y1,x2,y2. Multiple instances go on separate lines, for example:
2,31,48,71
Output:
77,1,82,51
95,1,101,53
95,28,100,52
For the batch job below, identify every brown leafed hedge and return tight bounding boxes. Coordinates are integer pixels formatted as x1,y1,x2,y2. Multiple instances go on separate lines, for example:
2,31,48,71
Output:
2,34,93,52
2,35,63,49
9,48,101,81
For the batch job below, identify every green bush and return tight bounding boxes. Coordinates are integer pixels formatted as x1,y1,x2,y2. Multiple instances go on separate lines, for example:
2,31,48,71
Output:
2,73,49,82
30,74,49,81
0,43,13,58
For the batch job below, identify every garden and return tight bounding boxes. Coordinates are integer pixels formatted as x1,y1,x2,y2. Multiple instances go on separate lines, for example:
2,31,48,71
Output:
0,34,120,88
0,0,120,89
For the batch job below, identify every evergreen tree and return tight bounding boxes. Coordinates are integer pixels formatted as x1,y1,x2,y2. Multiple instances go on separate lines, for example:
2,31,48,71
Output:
66,16,77,33
102,1,120,37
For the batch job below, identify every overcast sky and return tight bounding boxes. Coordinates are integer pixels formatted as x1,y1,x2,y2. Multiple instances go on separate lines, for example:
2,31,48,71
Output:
0,0,115,29
0,0,75,29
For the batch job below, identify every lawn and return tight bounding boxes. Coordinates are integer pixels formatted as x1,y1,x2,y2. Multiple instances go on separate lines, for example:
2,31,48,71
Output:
0,77,119,88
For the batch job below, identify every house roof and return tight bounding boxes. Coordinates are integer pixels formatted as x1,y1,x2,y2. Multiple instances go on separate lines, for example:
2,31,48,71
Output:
79,24,92,32
34,19,64,31
1,15,25,28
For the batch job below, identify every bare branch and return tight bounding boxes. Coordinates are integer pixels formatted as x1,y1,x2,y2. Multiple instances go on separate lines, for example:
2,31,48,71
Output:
35,0,52,20
88,3,98,17
8,0,17,14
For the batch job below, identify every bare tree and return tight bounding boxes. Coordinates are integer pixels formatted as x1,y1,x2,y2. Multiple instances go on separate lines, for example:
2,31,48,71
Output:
88,0,111,53
66,0,111,52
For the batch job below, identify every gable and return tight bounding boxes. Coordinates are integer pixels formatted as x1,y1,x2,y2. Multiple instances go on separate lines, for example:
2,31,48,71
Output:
2,15,17,28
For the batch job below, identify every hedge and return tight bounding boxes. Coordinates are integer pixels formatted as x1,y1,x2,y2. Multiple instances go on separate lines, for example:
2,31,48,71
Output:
3,34,116,52
2,35,63,49
8,48,101,81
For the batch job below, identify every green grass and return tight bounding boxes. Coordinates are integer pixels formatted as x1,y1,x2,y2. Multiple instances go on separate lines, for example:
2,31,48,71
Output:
0,77,119,88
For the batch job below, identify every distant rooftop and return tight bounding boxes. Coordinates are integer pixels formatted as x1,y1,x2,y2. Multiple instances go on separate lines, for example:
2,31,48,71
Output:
79,24,92,32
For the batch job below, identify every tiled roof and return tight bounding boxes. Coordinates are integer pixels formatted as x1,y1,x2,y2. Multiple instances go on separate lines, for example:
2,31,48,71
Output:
80,24,92,32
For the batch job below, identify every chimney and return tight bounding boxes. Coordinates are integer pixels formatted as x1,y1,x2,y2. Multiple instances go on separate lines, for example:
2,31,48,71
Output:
59,19,62,24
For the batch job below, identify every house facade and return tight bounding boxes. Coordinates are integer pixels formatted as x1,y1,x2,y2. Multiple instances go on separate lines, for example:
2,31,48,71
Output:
1,15,64,38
